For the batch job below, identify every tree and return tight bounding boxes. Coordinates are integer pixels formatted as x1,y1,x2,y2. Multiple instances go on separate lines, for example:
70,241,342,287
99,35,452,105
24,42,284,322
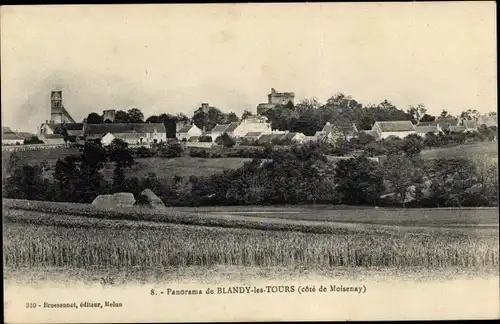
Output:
427,158,482,207
402,134,424,158
107,138,133,168
114,110,131,123
24,136,44,145
6,152,24,175
460,109,480,120
74,142,107,202
423,132,440,148
192,105,226,131
471,155,499,206
440,110,450,118
53,155,80,200
420,114,436,123
127,108,144,123
241,110,253,120
334,155,384,205
226,112,239,123
407,104,427,124
199,135,213,143
216,133,236,148
383,154,422,207
86,112,103,124
4,164,48,200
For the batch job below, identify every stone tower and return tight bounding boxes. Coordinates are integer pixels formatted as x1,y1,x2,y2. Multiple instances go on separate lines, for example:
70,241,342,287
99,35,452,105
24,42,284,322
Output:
103,109,116,123
49,90,75,124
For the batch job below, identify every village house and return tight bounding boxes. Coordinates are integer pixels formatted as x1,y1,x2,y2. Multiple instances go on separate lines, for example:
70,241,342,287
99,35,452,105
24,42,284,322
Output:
39,122,85,144
242,131,264,142
314,122,358,143
415,124,441,137
232,115,272,138
280,132,307,144
209,122,240,141
302,135,319,143
176,124,203,141
256,133,284,145
435,117,460,131
371,121,416,139
477,114,497,127
462,119,478,132
448,125,466,133
2,127,25,145
358,129,381,140
84,123,167,146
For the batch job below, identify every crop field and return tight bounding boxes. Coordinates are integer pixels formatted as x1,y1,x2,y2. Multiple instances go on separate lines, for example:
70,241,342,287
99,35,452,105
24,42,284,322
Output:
4,199,499,229
3,199,499,284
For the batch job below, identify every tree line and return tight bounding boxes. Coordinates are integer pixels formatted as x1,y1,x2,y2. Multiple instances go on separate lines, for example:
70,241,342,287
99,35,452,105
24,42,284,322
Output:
4,139,498,208
81,93,497,140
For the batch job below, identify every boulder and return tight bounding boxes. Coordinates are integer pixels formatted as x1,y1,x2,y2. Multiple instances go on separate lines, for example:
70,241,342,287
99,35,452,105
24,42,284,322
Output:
137,189,165,208
91,192,136,208
113,192,136,207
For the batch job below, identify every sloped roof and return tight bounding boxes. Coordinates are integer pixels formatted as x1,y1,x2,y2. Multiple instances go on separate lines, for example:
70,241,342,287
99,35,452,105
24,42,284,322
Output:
109,133,144,140
281,132,302,140
177,124,195,133
60,106,76,123
44,134,64,139
46,123,84,134
360,130,380,139
322,123,358,134
84,123,166,136
321,123,337,133
258,134,284,142
211,124,230,133
244,132,263,137
416,121,436,126
435,118,459,127
17,132,36,139
2,127,14,134
463,119,477,129
2,133,24,140
225,122,240,132
449,126,466,132
374,121,415,132
415,125,439,134
477,115,497,127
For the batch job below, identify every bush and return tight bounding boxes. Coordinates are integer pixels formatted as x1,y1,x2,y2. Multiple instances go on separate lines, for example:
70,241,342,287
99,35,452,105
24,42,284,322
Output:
158,143,183,158
199,135,213,143
134,146,154,158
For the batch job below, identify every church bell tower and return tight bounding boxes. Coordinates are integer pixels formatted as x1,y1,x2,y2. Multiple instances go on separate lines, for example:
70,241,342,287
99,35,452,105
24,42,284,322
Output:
50,91,63,123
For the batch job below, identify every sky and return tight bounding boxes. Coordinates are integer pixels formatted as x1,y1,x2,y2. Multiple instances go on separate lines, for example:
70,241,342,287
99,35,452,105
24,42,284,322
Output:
1,2,497,133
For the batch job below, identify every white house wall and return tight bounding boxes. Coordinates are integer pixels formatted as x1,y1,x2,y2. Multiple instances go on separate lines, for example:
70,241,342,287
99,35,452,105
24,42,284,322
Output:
2,139,23,145
233,122,272,138
379,131,416,139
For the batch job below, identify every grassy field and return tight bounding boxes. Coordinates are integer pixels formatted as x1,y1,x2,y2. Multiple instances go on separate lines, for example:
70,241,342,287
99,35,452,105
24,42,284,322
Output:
102,157,252,179
420,142,498,160
1,147,80,166
2,142,497,180
3,198,499,284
